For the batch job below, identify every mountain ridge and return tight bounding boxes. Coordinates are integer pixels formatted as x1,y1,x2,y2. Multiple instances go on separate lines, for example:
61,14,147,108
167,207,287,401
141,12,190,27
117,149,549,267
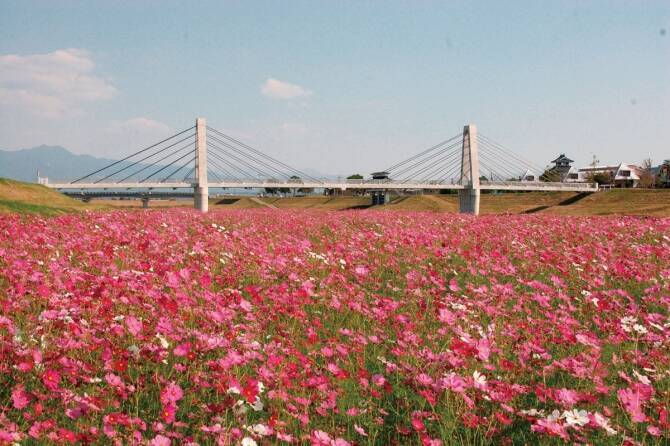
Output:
0,146,119,182
0,145,343,183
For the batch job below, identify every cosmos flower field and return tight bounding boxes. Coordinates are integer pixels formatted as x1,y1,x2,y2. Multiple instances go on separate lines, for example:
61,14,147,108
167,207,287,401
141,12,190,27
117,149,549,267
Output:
0,209,669,445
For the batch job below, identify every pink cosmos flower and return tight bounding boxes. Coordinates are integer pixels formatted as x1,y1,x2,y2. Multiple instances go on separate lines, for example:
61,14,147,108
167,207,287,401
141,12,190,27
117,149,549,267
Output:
42,369,60,391
438,308,456,325
105,373,124,388
556,388,579,407
353,424,367,436
617,387,647,423
125,316,143,336
12,384,32,409
161,404,176,424
441,373,466,393
416,373,433,386
411,417,426,432
354,266,369,276
173,342,191,357
532,418,569,440
58,428,76,443
149,434,172,446
160,382,184,405
476,338,491,362
311,430,332,445
371,374,385,386
647,425,661,437
166,271,180,288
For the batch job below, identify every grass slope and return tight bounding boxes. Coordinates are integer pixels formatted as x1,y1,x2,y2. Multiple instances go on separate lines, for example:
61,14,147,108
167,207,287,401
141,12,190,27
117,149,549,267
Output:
542,189,670,216
0,178,86,215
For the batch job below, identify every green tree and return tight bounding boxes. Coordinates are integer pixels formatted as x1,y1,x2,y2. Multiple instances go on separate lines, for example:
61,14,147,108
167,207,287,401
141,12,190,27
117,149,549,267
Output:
586,172,611,185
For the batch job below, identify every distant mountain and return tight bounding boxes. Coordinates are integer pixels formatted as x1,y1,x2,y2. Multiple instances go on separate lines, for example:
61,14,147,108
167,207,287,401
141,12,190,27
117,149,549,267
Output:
0,145,348,184
0,145,118,183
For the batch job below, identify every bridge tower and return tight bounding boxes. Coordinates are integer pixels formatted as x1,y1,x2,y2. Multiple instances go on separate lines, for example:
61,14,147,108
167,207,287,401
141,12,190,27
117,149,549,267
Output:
458,124,480,215
194,117,209,213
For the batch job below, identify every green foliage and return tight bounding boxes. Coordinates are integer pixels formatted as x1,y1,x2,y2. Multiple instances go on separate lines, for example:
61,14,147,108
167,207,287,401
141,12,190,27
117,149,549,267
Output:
0,199,70,215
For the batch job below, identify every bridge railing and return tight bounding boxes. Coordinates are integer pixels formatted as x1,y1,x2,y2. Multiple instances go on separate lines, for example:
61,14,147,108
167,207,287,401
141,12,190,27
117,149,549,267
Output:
481,180,598,190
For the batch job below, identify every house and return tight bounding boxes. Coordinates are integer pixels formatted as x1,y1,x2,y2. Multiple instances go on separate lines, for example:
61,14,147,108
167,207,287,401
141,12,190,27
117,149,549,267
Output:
577,162,640,188
564,166,581,182
656,161,670,188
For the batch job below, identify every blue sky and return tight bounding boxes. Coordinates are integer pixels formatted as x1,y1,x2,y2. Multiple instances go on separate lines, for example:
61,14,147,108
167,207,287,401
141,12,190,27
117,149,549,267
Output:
1,1,668,176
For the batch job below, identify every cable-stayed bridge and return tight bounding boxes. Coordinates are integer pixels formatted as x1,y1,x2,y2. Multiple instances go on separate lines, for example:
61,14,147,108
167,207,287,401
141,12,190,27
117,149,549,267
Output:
43,118,597,215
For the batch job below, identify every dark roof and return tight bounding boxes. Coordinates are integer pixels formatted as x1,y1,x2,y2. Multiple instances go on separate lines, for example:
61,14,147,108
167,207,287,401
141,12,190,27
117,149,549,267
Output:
370,171,390,178
551,154,574,163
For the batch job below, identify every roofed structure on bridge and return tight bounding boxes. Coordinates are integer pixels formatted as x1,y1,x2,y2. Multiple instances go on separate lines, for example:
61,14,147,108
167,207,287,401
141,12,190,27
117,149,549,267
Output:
370,171,390,180
550,154,575,181
552,154,574,166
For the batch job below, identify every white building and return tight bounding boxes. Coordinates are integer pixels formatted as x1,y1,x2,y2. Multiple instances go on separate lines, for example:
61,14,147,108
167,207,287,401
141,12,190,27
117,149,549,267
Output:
576,162,640,187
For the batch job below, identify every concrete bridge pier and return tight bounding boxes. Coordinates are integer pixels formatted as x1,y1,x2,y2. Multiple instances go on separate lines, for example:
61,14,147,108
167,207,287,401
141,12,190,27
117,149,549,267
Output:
458,188,480,214
458,124,481,215
194,117,209,213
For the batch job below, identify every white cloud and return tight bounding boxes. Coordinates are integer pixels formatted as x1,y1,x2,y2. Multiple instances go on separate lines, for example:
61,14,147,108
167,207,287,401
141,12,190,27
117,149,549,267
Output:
109,117,171,135
104,117,173,155
0,48,116,117
261,78,312,100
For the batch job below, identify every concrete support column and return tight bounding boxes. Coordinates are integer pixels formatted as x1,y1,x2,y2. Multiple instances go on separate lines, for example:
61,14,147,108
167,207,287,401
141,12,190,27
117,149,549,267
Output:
194,117,209,213
458,124,480,215
458,188,480,214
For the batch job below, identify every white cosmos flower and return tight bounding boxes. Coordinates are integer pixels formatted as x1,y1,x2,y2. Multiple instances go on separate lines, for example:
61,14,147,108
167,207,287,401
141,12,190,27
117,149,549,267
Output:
250,397,264,412
547,410,562,422
155,334,169,349
233,400,248,416
633,370,651,385
633,324,648,335
241,437,257,446
251,424,269,436
562,409,589,427
473,371,487,388
127,345,140,358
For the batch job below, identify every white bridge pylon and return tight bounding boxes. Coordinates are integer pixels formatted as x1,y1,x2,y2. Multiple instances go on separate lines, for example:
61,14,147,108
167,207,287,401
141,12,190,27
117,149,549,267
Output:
194,117,208,213
43,117,598,215
459,124,480,215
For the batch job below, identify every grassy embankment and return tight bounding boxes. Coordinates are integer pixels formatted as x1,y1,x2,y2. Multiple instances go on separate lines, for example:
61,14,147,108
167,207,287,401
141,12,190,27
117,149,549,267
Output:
0,178,88,215
2,177,670,216
217,190,670,216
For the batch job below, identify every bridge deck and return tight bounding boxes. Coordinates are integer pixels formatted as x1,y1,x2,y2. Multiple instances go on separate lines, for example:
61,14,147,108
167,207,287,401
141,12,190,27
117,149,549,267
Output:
45,180,597,192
